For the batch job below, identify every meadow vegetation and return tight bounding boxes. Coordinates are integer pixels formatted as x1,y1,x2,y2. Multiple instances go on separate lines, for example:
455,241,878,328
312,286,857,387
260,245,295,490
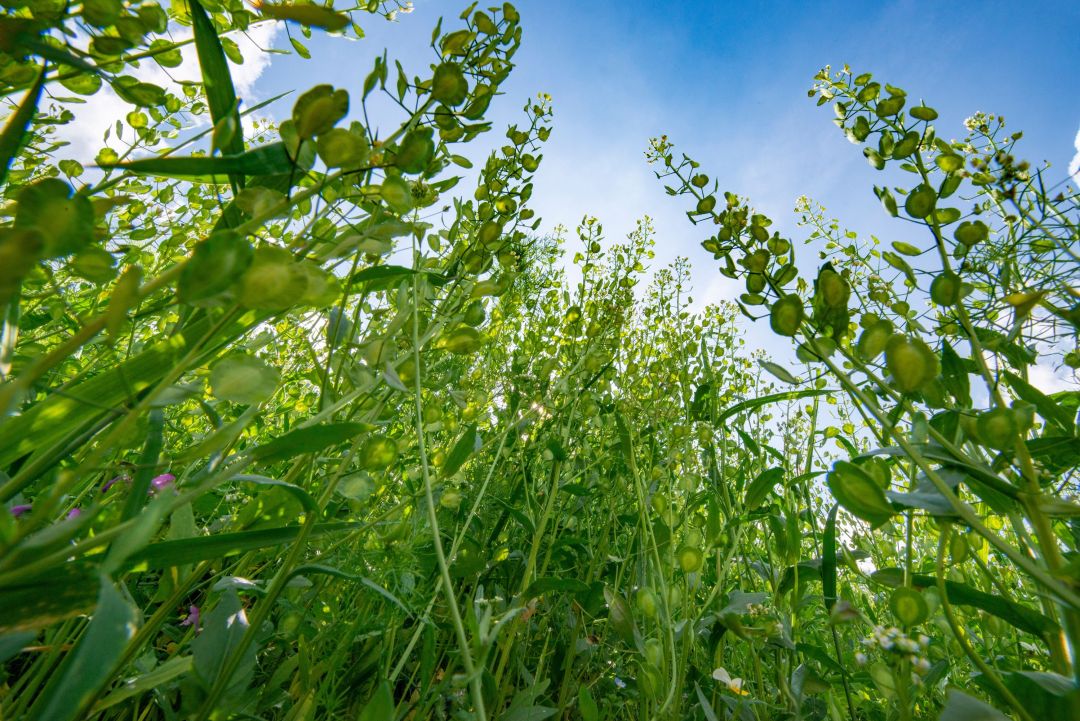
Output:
0,2,1078,720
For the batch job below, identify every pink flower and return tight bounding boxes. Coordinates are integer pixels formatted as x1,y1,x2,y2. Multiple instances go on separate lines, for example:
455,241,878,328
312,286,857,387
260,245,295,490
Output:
66,508,82,520
9,504,31,518
180,605,200,630
150,474,176,494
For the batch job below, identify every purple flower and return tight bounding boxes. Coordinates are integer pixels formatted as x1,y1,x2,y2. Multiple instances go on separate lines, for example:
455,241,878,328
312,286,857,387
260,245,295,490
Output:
150,474,176,494
9,504,31,518
66,508,82,520
180,605,200,630
101,475,130,492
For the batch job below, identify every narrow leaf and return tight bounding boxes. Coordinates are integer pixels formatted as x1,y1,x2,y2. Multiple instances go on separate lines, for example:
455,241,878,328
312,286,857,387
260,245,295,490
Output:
27,579,138,721
189,0,244,158
0,67,45,188
822,504,838,610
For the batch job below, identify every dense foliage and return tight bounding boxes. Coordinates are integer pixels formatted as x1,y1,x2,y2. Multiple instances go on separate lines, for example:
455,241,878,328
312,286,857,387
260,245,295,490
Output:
1,2,1078,721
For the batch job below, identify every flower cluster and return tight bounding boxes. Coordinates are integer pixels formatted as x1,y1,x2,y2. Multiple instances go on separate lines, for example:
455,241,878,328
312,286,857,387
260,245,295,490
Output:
856,626,932,681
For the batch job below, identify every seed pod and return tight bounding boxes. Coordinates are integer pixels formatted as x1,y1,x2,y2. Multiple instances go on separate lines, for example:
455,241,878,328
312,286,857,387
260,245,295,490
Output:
380,176,414,213
237,246,308,311
0,228,44,305
477,220,502,249
817,266,849,308
890,587,929,626
677,545,703,573
746,273,766,294
361,435,398,470
975,407,1018,451
949,533,968,564
292,85,349,138
856,319,893,361
904,184,937,219
954,220,988,246
639,663,662,699
438,326,482,354
636,587,658,618
463,299,486,326
691,173,709,188
929,272,961,306
696,195,716,214
769,295,804,337
643,638,663,667
910,105,938,121
746,249,770,273
440,489,462,509
885,334,939,393
431,62,468,106
394,127,435,174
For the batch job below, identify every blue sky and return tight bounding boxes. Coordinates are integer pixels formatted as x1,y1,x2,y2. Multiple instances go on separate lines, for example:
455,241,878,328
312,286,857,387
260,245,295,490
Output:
63,1,1077,389
244,0,1079,388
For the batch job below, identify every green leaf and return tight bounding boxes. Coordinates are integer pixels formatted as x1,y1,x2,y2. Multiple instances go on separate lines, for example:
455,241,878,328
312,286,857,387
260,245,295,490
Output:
714,389,833,427
121,408,165,521
103,142,294,181
189,0,243,160
579,685,599,721
0,631,35,665
27,578,138,721
891,241,922,257
0,67,45,188
288,565,412,615
938,689,1009,721
230,475,318,514
524,577,590,600
604,587,635,643
1025,436,1080,475
759,360,799,385
940,340,971,406
1004,371,1074,434
259,3,350,31
975,671,1080,721
210,354,281,405
191,590,255,701
822,504,838,610
357,682,395,721
0,563,100,634
127,522,360,569
827,461,894,526
719,590,769,617
249,422,364,464
103,492,172,576
872,568,1057,637
442,425,478,477
91,656,193,714
744,466,784,510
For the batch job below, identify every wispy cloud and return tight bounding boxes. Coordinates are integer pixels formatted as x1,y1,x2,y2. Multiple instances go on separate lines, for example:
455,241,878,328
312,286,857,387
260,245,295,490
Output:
1071,123,1080,189
55,23,282,162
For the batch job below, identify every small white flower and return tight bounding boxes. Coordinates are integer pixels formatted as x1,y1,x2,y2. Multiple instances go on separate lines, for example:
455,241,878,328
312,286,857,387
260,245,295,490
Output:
712,667,749,696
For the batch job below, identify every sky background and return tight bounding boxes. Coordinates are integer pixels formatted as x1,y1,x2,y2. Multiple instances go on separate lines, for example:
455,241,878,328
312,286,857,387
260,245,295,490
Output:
61,0,1080,390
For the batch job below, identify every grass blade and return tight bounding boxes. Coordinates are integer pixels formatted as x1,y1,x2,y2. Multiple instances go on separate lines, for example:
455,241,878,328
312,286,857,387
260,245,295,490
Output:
0,66,45,187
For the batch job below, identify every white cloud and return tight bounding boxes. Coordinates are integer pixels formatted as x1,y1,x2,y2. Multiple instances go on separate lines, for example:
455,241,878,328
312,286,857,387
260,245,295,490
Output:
55,24,282,162
1028,361,1077,396
1071,123,1080,189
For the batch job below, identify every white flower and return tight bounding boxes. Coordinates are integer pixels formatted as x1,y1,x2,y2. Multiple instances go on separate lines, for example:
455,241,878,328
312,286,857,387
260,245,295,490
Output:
712,667,749,696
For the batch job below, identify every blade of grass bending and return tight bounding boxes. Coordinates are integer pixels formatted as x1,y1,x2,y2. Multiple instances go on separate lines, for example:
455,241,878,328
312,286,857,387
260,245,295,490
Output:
189,0,244,189
0,66,45,187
